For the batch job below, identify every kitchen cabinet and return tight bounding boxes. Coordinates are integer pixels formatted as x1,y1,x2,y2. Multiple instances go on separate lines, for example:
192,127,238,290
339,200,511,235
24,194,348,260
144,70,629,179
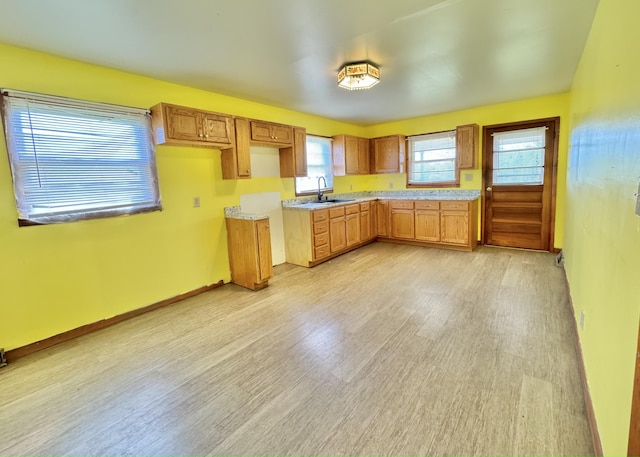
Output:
250,120,293,146
415,201,440,242
390,200,415,240
371,135,406,174
280,127,308,178
312,209,330,261
359,202,374,241
329,206,347,253
456,124,479,169
332,135,370,175
226,217,273,290
440,201,472,246
375,200,390,237
221,117,251,179
384,199,477,251
345,204,361,247
151,103,235,148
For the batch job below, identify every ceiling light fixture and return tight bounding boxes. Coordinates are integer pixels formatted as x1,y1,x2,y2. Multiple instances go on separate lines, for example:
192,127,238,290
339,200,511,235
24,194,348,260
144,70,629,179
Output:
337,61,380,91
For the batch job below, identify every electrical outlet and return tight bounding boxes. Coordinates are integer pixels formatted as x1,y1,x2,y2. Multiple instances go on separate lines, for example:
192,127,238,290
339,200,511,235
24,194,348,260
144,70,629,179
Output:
193,197,200,208
389,182,394,189
350,184,353,191
465,173,473,182
579,310,585,330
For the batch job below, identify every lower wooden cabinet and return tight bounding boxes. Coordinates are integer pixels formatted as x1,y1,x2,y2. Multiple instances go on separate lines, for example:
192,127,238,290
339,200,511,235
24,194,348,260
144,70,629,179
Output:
375,200,390,237
384,199,478,251
345,204,361,247
226,217,273,290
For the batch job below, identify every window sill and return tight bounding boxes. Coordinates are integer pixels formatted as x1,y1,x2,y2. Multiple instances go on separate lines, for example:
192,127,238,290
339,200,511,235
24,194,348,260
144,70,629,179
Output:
296,188,334,197
407,181,460,189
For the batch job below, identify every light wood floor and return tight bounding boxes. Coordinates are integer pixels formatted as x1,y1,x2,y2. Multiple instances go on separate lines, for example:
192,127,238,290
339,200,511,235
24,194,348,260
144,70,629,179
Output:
0,244,594,456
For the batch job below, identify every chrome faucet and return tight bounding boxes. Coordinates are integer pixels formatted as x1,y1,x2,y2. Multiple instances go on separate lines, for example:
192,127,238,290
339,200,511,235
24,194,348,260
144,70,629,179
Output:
317,176,327,201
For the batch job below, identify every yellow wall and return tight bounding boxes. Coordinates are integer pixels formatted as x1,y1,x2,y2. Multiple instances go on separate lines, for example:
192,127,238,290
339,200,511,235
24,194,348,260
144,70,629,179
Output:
0,42,571,360
564,0,640,454
0,43,363,351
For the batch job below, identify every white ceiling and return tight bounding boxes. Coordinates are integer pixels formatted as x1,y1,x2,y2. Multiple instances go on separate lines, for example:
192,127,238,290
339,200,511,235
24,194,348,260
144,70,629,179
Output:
0,0,599,126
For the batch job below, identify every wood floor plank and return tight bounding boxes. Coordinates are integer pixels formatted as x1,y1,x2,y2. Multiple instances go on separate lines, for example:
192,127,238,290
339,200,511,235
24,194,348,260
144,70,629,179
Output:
0,244,594,456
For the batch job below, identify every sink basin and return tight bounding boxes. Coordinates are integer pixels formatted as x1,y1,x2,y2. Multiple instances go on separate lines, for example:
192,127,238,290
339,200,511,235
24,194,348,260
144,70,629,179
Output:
324,199,355,203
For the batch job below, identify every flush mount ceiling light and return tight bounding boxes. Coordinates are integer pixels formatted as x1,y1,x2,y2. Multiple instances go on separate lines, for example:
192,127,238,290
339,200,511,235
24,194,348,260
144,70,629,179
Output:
337,62,380,90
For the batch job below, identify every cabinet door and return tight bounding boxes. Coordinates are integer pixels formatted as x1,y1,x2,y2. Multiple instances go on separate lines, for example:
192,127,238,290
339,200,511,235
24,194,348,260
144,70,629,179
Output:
456,124,479,169
166,105,201,141
415,210,440,242
346,213,361,247
202,113,234,145
376,200,390,237
270,124,293,144
372,135,405,173
329,216,347,253
345,136,360,175
235,118,251,178
360,210,371,241
391,209,415,240
440,211,469,245
250,121,273,143
358,137,370,174
293,127,307,177
256,219,273,281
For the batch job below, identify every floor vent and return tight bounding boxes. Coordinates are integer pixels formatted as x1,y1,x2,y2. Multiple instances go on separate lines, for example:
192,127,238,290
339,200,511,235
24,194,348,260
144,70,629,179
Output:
0,349,7,368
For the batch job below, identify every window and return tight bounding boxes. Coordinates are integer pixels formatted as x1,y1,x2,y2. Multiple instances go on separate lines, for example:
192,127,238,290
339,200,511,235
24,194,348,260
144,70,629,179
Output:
407,130,458,187
295,135,333,196
1,89,161,225
492,127,546,185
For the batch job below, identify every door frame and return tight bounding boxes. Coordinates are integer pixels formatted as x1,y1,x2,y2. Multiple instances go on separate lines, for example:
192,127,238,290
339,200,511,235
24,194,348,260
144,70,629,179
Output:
480,117,560,252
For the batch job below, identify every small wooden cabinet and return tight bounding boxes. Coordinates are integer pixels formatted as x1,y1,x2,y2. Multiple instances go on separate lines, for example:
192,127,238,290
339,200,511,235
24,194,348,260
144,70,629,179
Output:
390,200,415,240
250,120,293,146
371,135,406,174
440,201,472,245
332,135,370,175
359,202,375,241
221,117,251,179
312,209,330,260
456,124,479,169
345,204,361,247
226,217,273,290
151,103,235,148
329,206,347,253
279,127,307,178
375,200,390,237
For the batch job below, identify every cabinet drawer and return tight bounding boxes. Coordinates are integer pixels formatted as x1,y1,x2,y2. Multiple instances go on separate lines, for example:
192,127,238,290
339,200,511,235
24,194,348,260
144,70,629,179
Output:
345,204,359,215
415,200,440,210
313,220,329,234
359,201,370,212
329,206,345,218
314,233,329,247
441,201,469,211
312,209,329,223
314,245,331,260
390,200,414,209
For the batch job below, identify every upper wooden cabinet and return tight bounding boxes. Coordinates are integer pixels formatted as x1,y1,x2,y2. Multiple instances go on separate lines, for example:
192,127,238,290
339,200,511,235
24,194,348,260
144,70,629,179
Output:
221,117,251,179
332,134,370,175
280,127,308,178
151,103,235,148
250,120,293,146
456,124,479,169
371,135,406,174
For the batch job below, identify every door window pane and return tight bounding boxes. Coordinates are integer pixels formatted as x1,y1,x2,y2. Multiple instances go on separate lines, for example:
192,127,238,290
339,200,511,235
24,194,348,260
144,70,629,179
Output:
492,127,546,185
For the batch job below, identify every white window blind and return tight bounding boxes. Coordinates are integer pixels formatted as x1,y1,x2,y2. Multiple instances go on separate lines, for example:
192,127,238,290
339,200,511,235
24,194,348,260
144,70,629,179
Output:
1,90,161,224
295,135,333,195
492,127,546,185
408,130,457,185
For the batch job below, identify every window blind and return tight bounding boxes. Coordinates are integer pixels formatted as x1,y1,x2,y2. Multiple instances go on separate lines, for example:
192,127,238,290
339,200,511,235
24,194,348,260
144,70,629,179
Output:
408,131,457,185
492,127,546,185
1,89,161,224
295,135,333,195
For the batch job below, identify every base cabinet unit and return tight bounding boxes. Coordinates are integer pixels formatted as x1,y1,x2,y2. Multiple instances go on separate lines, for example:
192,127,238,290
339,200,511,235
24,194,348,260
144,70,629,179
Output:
359,202,375,241
383,199,478,251
283,202,376,268
226,217,273,290
375,200,390,237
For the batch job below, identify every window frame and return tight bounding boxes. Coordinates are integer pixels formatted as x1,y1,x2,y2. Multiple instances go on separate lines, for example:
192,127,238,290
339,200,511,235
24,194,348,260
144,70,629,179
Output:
406,129,460,188
0,89,162,226
295,134,334,197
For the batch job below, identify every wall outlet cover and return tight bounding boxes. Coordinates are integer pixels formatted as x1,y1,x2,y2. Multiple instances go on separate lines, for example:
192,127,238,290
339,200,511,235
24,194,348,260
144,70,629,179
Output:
193,197,200,208
579,311,585,330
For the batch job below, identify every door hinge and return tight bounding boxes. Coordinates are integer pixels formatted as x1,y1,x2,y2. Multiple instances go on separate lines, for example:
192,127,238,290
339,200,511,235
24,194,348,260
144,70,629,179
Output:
0,349,7,367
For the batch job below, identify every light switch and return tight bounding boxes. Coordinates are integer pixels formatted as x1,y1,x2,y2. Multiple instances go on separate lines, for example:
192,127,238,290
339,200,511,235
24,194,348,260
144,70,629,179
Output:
193,196,200,208
465,173,473,182
636,180,640,216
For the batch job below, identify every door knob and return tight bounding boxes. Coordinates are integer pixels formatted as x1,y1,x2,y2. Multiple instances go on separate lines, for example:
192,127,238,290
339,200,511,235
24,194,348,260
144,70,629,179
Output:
486,186,492,191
